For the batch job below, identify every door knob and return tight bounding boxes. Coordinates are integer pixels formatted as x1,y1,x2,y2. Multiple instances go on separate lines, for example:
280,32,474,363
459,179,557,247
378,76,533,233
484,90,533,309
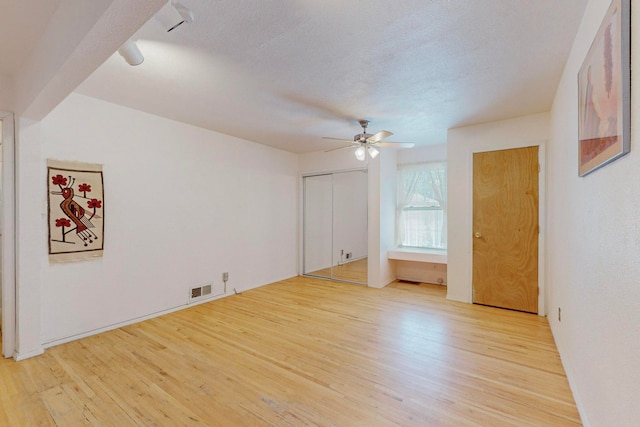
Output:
474,232,482,239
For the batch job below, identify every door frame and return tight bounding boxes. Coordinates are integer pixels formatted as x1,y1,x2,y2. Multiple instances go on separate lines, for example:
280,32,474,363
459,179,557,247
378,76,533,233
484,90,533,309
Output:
467,142,546,316
0,111,16,357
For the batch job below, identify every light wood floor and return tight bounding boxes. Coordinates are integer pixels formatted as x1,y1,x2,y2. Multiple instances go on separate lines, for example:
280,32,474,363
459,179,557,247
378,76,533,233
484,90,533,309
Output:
0,277,581,426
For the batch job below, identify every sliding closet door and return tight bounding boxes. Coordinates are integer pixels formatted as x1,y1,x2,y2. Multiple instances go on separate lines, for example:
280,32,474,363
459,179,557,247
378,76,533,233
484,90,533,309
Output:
332,171,368,284
303,170,368,285
303,174,333,278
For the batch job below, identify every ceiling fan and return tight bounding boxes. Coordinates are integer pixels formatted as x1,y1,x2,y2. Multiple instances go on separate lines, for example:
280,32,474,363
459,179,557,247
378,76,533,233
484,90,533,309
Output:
323,120,415,160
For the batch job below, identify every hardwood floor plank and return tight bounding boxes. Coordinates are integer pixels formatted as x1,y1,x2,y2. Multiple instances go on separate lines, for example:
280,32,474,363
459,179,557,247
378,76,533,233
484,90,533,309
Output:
0,277,581,426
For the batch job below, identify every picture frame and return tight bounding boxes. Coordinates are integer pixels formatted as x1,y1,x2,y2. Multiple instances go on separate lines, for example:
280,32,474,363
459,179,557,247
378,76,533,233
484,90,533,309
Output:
577,0,630,177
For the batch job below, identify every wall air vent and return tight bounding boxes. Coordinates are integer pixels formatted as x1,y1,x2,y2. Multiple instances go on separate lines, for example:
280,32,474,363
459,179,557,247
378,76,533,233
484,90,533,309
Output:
189,284,213,303
191,287,202,299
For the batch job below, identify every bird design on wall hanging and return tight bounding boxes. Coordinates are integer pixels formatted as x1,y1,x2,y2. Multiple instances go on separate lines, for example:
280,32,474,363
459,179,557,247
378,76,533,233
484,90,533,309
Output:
51,175,99,246
47,160,105,262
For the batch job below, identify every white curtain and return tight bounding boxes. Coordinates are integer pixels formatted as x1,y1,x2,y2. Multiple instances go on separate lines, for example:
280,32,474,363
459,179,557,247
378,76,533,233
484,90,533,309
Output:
424,163,447,248
396,163,422,247
396,162,447,248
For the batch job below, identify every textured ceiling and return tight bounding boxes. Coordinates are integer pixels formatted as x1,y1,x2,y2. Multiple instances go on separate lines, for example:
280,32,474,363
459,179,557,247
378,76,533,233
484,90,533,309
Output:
76,2,587,152
0,0,61,74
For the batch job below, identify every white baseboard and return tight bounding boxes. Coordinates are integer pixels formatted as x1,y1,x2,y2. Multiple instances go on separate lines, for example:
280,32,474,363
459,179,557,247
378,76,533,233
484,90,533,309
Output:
40,275,300,352
14,346,45,361
41,292,231,351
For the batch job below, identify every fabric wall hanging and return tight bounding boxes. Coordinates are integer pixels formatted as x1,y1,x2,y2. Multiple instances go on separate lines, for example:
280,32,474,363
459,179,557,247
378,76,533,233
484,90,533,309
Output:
47,159,104,262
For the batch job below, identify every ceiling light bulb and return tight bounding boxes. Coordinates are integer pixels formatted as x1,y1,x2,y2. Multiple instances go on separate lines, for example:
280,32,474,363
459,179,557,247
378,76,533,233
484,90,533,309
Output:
367,146,379,159
117,40,144,66
355,146,366,161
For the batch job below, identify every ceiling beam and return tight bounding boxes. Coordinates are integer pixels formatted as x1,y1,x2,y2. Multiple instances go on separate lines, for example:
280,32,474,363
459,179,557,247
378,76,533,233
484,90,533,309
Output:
14,0,165,120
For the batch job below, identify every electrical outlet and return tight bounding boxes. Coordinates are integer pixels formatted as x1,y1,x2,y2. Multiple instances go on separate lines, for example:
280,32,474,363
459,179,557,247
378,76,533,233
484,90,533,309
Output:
346,252,352,259
558,307,561,322
223,272,229,281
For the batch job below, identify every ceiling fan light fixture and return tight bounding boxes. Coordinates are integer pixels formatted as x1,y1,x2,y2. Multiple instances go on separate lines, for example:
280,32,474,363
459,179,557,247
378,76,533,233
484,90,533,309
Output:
324,120,413,159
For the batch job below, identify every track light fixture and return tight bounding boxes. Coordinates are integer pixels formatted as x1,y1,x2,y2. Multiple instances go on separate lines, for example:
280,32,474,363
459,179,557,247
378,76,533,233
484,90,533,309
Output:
155,0,195,32
117,40,144,66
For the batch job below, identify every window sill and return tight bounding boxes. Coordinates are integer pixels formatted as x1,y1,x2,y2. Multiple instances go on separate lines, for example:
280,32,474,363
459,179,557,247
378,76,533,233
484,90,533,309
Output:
387,247,447,264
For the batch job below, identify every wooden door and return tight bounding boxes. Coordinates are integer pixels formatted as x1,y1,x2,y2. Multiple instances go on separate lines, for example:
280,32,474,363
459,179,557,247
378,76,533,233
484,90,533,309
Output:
472,146,539,313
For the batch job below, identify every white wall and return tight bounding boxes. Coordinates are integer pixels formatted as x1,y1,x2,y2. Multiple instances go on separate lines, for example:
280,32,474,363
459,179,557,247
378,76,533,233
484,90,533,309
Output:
0,113,18,359
0,75,13,112
397,144,447,164
1,112,16,358
16,93,298,353
15,117,44,358
446,113,549,305
547,0,640,424
299,149,367,175
367,148,398,288
0,119,2,323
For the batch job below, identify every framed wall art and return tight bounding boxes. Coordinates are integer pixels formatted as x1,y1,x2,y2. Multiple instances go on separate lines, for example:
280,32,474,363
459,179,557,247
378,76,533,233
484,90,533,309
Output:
577,0,631,176
47,160,104,262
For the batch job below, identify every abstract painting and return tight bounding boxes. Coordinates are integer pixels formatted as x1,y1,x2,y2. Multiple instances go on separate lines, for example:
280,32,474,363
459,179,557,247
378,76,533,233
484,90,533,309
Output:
47,160,104,262
577,0,630,176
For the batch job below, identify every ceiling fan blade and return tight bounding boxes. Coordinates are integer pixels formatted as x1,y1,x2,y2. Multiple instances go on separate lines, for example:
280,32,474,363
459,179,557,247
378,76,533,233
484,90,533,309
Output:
324,145,357,153
322,136,354,142
375,142,415,148
367,130,393,143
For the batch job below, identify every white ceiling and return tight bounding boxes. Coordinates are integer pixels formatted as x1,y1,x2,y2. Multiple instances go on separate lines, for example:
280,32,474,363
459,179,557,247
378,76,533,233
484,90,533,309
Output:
6,1,587,154
0,0,61,74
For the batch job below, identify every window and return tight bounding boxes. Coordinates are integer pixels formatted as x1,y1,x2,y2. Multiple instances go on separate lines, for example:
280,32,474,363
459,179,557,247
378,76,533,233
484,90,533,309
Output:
396,162,447,249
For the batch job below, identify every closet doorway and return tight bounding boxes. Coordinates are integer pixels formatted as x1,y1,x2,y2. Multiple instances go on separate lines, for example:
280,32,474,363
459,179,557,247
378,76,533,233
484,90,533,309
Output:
303,170,368,285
